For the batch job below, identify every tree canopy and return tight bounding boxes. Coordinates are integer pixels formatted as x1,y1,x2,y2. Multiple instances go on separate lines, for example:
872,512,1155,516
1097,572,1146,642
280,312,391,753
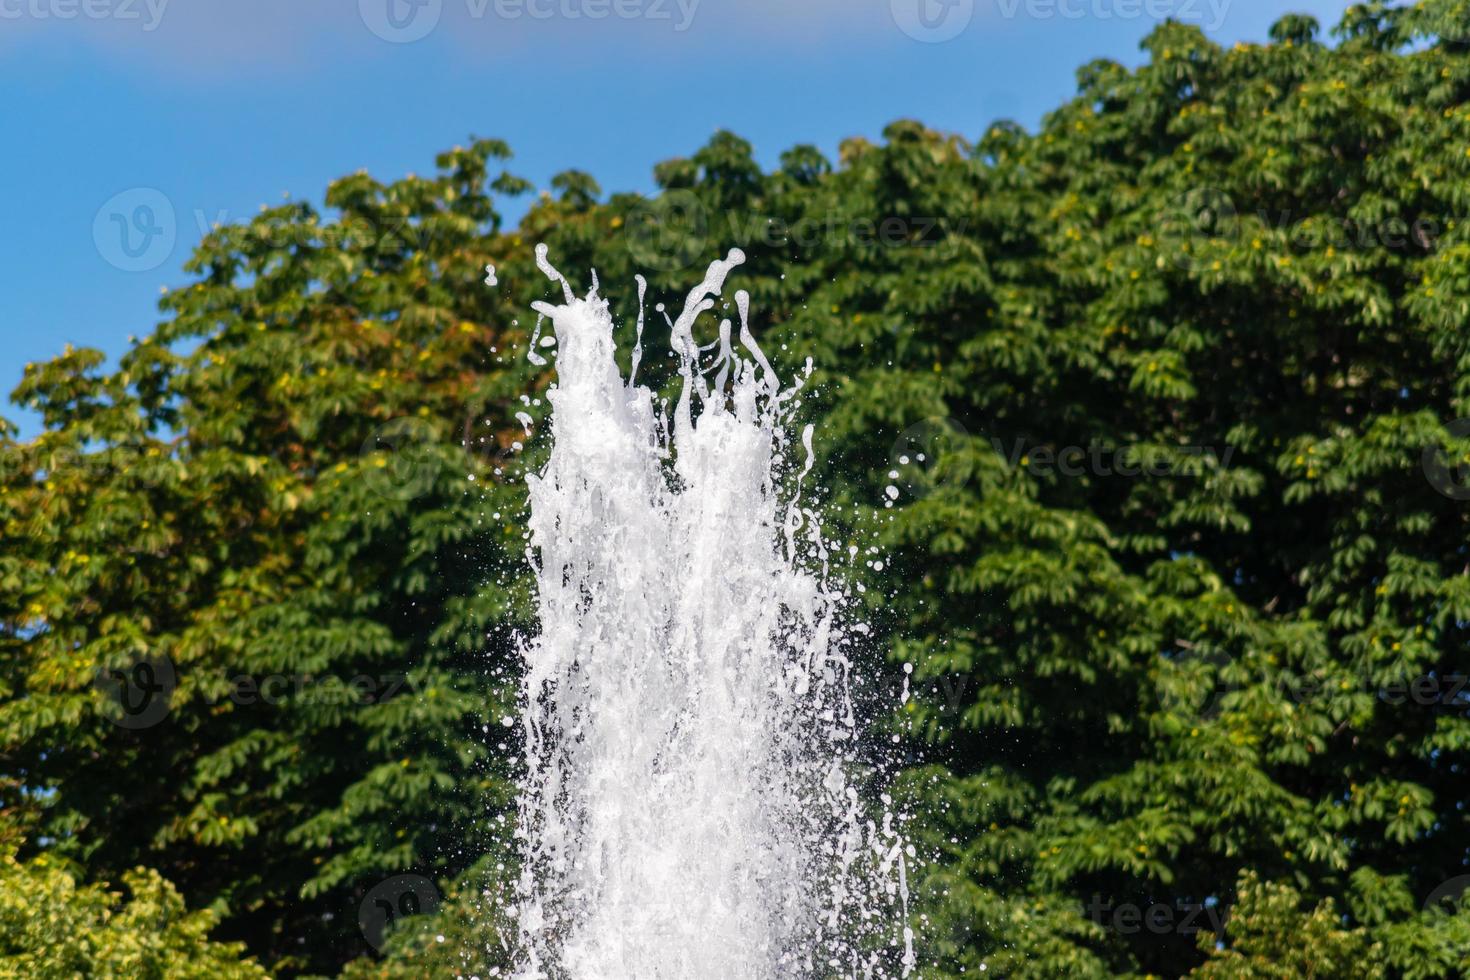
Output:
3,2,1470,976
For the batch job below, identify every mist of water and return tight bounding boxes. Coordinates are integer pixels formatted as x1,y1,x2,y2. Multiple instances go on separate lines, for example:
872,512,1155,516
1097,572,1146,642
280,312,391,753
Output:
511,246,914,979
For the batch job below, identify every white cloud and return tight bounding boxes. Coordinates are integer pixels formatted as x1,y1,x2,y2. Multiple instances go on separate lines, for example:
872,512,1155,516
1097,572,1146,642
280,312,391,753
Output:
0,0,928,78
0,0,1359,79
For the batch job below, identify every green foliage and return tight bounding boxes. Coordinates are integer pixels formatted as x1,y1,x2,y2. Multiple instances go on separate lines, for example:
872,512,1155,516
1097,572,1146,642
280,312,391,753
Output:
0,139,538,975
1187,870,1384,979
336,860,507,980
4,2,1470,976
0,831,268,978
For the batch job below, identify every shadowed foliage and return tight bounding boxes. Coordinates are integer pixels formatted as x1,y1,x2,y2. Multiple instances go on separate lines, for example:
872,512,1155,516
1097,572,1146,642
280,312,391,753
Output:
3,2,1470,976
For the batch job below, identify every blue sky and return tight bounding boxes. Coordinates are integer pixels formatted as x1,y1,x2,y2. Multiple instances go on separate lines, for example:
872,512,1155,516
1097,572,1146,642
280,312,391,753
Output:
2,0,1358,439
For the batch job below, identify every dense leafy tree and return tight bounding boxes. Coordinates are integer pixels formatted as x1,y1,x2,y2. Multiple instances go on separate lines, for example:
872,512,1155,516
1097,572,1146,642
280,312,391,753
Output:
0,819,268,978
1188,870,1384,979
3,2,1470,976
0,141,541,975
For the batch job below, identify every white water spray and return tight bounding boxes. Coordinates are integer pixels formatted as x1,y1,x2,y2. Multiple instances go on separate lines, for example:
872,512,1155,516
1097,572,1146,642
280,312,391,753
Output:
512,246,914,979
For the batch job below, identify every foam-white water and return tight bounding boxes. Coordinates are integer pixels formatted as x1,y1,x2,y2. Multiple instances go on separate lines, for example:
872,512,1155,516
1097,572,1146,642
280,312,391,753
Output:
512,246,913,979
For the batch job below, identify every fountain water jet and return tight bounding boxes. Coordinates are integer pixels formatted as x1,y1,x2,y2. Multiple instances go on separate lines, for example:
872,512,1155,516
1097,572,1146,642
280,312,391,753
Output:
512,246,913,979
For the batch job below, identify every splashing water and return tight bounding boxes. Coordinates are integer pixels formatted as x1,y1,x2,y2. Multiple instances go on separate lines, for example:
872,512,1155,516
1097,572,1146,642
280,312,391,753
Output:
512,246,914,979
